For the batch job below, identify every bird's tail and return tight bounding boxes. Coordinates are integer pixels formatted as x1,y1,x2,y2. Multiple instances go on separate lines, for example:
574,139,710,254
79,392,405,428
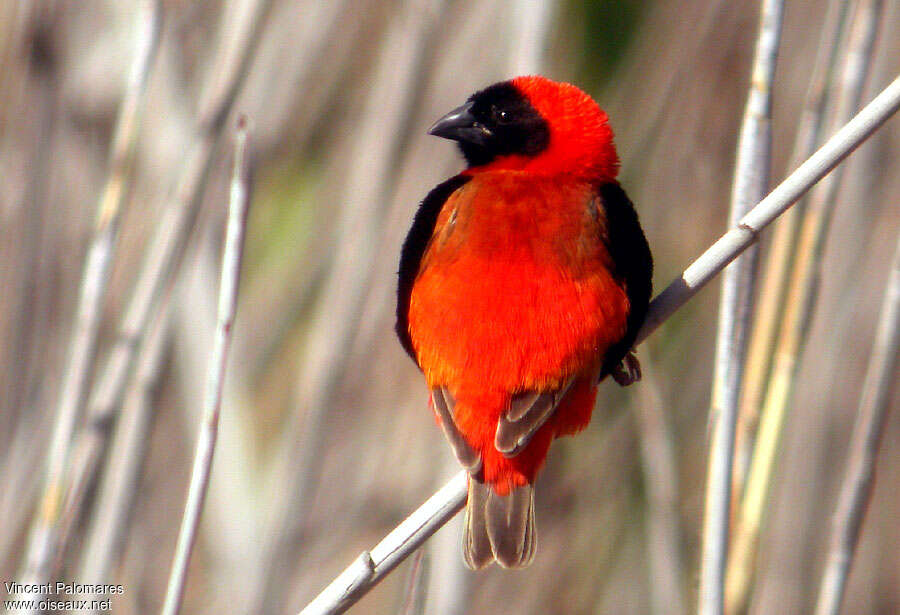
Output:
463,477,536,569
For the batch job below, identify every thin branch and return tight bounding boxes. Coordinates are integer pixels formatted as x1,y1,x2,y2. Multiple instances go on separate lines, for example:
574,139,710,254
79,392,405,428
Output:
700,1,784,613
399,548,428,615
0,2,58,446
636,367,686,615
246,3,448,611
734,0,851,504
75,305,170,606
160,117,251,615
168,241,258,577
725,2,885,610
13,1,161,604
59,0,272,571
0,4,59,563
813,231,900,615
299,74,900,615
636,74,900,343
508,0,555,76
299,472,468,615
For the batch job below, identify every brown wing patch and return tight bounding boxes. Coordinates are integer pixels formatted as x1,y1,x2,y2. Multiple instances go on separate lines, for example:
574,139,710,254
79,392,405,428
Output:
494,379,575,458
432,387,482,474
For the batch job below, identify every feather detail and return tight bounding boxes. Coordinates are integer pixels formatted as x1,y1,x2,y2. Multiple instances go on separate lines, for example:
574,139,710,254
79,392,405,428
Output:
486,483,536,568
463,479,493,570
464,478,536,569
432,387,482,474
408,173,630,494
495,380,575,457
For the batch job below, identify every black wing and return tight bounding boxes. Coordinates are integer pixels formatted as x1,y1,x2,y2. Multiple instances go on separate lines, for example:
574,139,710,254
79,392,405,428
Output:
396,174,471,360
596,181,653,378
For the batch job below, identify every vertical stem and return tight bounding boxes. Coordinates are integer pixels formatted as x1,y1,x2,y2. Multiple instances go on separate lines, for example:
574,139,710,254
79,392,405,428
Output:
13,1,161,605
59,0,273,573
508,0,554,76
399,548,428,615
700,1,784,613
734,0,851,498
813,233,900,615
725,2,885,611
636,370,686,615
75,305,171,610
160,119,251,615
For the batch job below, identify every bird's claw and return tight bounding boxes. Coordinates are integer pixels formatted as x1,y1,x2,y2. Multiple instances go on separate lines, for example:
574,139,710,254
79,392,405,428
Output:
611,351,642,387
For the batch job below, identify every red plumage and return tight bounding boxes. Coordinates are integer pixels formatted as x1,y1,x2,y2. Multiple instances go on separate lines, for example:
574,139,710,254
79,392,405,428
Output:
409,173,629,492
396,76,652,568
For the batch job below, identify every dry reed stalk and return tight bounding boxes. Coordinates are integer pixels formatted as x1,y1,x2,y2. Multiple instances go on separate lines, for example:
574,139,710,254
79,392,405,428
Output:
299,473,468,615
813,232,900,615
733,0,852,503
58,0,273,573
75,306,171,610
700,1,784,613
299,75,900,615
508,0,555,75
399,548,428,615
160,118,251,615
12,2,161,606
636,368,686,615
724,2,886,610
0,3,62,569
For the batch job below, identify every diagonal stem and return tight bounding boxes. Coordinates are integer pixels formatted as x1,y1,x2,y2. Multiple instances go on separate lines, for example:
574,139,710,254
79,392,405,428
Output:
299,74,900,615
725,3,886,610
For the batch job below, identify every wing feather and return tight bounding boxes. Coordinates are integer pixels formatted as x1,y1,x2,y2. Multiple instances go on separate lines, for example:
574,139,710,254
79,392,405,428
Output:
432,387,482,474
494,379,575,457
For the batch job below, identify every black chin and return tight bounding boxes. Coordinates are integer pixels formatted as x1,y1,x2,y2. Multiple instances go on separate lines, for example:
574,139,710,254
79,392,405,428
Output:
458,142,496,167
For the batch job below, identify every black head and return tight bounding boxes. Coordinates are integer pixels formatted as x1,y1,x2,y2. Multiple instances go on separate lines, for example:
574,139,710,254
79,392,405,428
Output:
429,81,550,167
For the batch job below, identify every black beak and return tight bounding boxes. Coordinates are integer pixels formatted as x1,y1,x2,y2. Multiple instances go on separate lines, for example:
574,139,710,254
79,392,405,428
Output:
428,101,492,146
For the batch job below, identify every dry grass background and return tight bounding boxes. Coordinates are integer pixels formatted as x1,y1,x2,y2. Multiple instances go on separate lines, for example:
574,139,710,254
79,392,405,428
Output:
0,1,898,614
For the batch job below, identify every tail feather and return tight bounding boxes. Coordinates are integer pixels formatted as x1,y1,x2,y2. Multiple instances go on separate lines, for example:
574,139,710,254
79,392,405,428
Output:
463,478,536,569
463,479,493,569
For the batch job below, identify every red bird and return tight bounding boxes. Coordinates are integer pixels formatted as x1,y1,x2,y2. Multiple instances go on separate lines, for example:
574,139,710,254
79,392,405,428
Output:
396,76,652,569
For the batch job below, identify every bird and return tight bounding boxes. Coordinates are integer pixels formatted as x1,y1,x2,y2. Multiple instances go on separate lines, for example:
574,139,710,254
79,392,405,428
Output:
395,76,652,569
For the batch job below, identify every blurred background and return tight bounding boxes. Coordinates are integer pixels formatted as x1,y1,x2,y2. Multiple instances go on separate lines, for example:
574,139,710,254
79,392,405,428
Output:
0,0,897,614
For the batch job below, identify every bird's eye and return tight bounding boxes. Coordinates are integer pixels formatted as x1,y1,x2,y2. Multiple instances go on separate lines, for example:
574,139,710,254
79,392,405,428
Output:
491,105,510,124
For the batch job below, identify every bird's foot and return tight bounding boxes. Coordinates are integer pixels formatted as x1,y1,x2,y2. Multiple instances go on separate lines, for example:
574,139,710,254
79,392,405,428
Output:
611,351,642,387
